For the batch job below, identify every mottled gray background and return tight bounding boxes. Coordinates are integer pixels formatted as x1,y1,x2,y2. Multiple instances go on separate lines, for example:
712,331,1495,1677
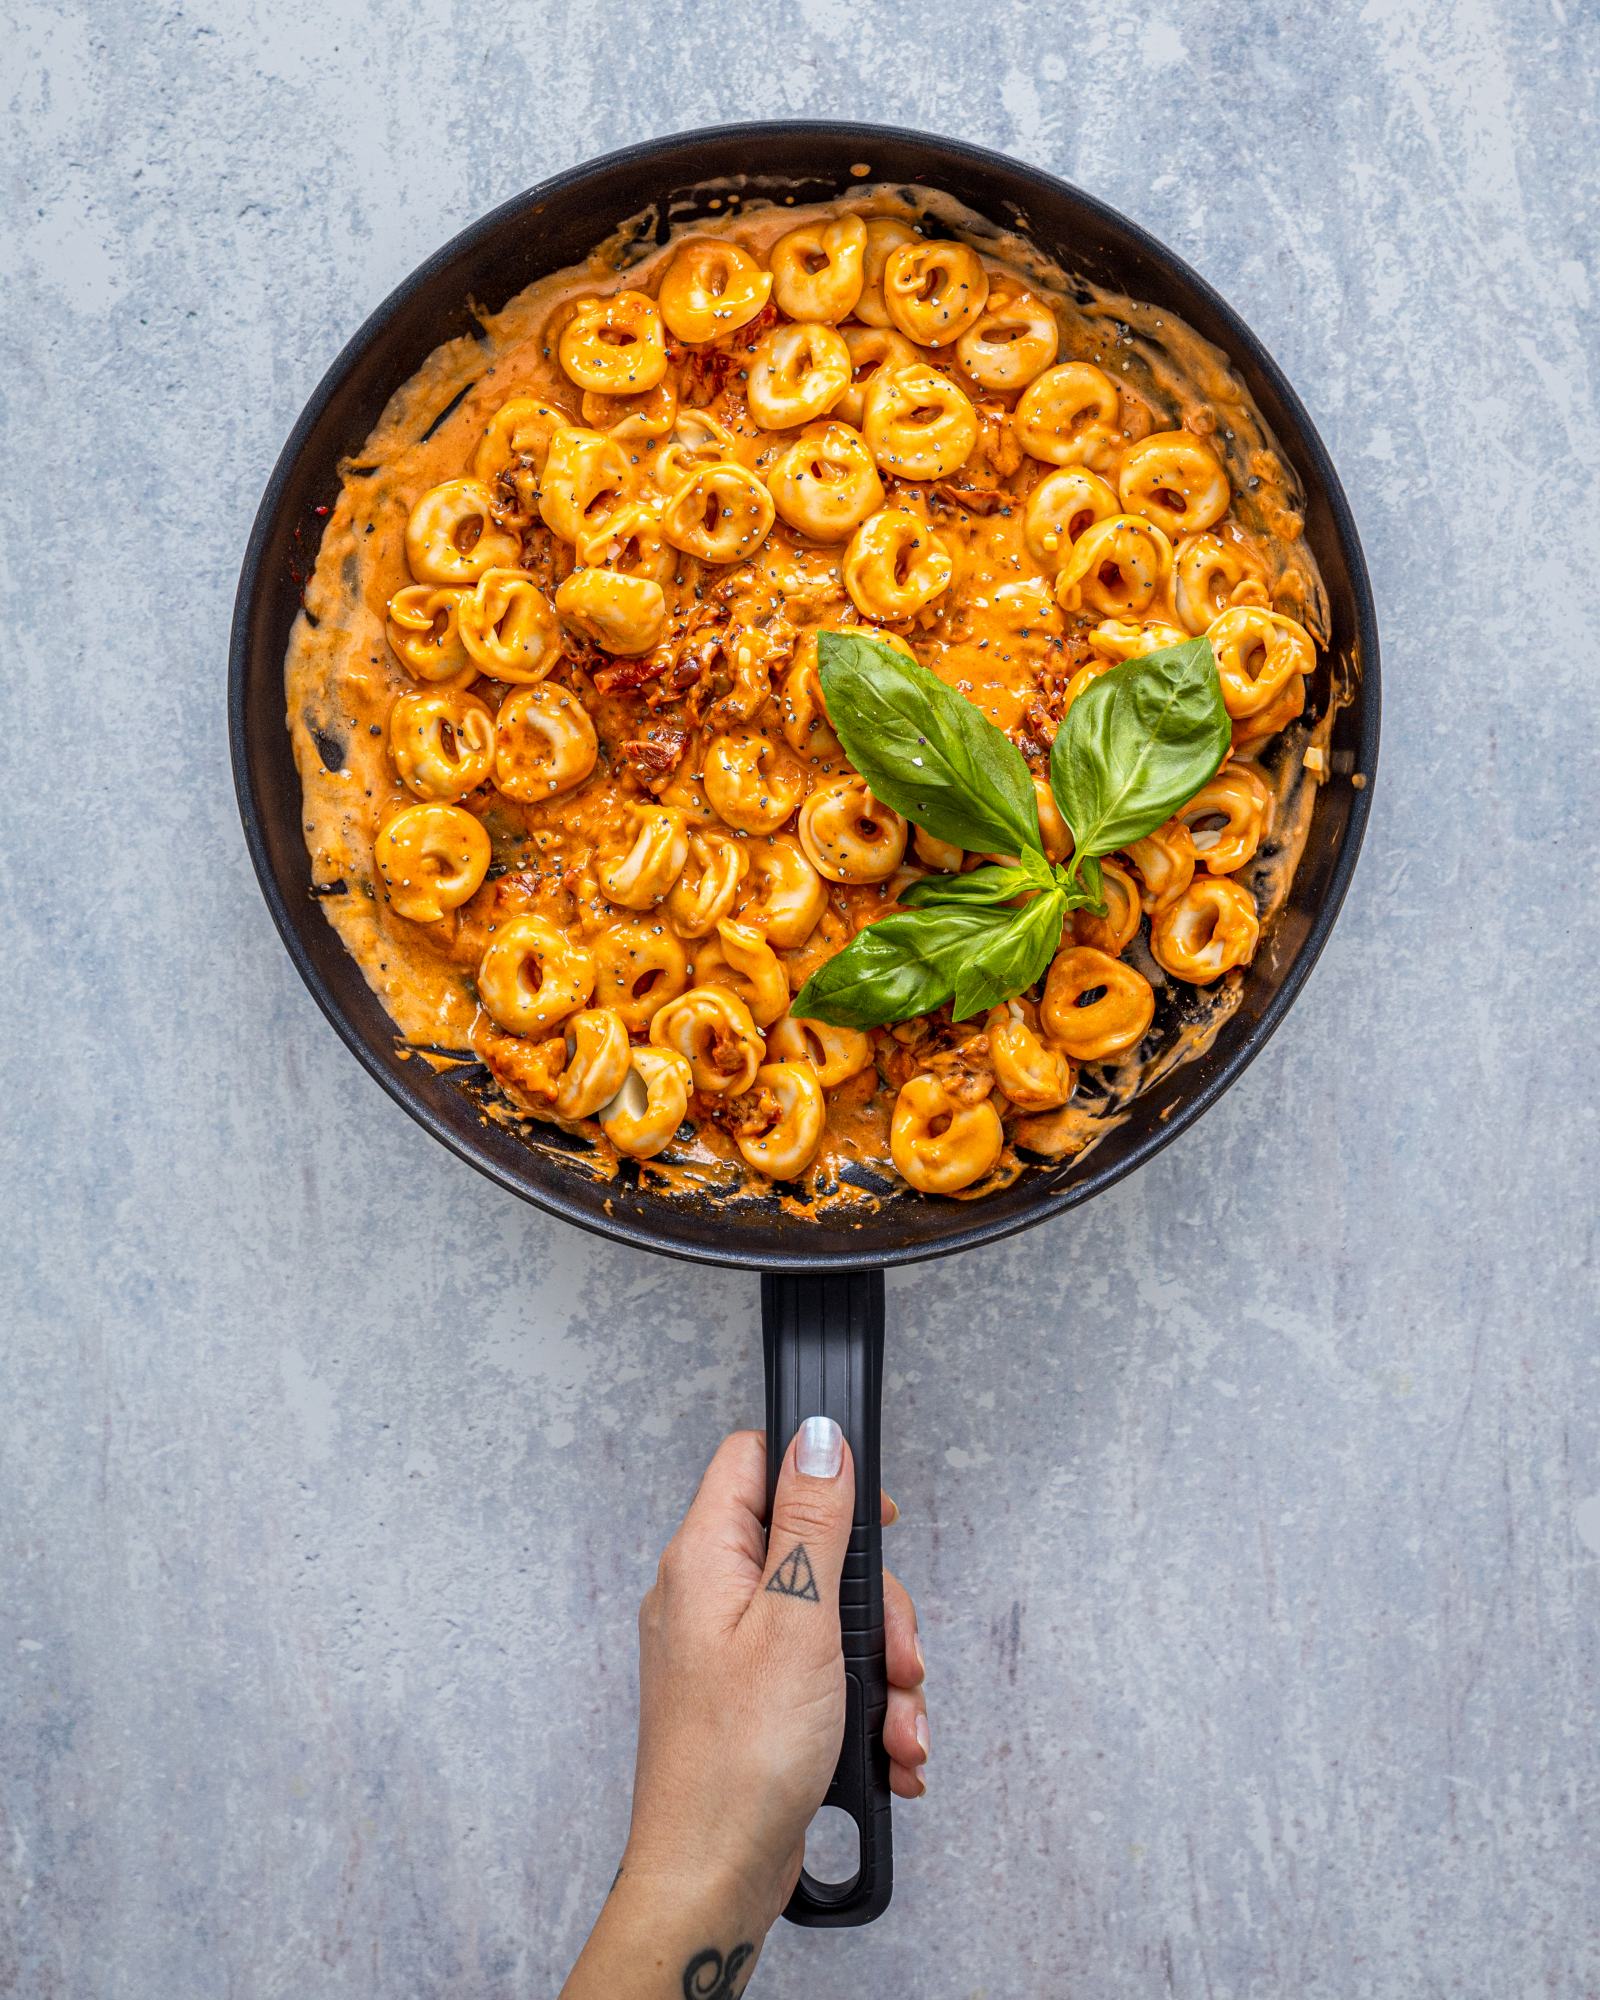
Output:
4,0,1597,1994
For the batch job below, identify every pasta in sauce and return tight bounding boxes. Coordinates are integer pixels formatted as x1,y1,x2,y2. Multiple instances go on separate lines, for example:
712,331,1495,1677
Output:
286,187,1334,1207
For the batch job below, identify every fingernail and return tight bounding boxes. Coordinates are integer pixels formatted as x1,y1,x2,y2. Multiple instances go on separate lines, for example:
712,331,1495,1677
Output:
796,1415,843,1479
883,1491,900,1524
914,1630,926,1678
915,1711,930,1760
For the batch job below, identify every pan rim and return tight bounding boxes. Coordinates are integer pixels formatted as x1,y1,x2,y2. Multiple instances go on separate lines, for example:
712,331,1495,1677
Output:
230,120,1380,1274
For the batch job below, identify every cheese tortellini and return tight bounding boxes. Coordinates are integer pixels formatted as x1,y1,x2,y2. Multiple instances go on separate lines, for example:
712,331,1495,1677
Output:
493,684,599,801
405,480,522,584
746,322,852,429
891,1075,1004,1195
768,422,884,541
843,508,953,621
374,803,490,923
388,688,495,802
658,240,773,343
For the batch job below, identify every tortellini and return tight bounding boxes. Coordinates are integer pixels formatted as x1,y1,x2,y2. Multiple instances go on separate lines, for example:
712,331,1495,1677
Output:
767,422,884,542
1040,946,1155,1061
493,684,599,801
657,240,773,344
1173,532,1269,634
835,325,920,429
843,508,953,621
854,218,917,328
956,288,1058,391
1071,857,1143,956
458,569,563,681
1117,431,1230,536
666,830,749,938
1150,877,1260,984
473,397,567,486
1124,818,1198,913
557,291,668,394
737,835,828,947
374,803,490,923
661,463,776,564
986,1001,1075,1112
581,380,677,442
593,919,692,1032
704,727,806,835
881,239,989,346
891,1074,1005,1194
596,805,690,910
733,1062,827,1180
862,362,978,481
600,1047,693,1157
1054,515,1174,618
693,918,791,1028
538,427,635,558
477,915,595,1038
746,322,852,429
550,1008,634,1120
388,687,495,802
798,775,908,884
405,479,521,585
1012,362,1121,469
1023,469,1120,570
1177,765,1275,874
768,214,867,324
1207,607,1315,718
385,585,476,685
554,568,668,656
648,985,765,1096
767,1014,874,1089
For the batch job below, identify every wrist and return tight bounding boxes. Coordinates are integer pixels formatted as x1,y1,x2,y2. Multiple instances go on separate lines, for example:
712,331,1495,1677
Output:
561,1847,777,2000
616,1834,785,1937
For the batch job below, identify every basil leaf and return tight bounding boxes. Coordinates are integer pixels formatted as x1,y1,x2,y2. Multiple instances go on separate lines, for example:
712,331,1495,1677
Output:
818,631,1043,859
791,904,1017,1030
1050,637,1230,870
900,863,1037,908
1062,853,1105,915
948,887,1067,1022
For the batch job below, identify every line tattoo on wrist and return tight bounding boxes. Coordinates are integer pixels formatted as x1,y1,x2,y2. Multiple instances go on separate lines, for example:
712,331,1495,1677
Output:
682,1941,755,1998
766,1542,820,1602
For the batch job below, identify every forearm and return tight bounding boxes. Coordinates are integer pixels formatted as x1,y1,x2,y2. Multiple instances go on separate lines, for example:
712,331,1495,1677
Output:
559,1856,777,2000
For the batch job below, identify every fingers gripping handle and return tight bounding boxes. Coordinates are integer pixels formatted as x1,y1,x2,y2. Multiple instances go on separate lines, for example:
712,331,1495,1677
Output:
762,1269,891,1927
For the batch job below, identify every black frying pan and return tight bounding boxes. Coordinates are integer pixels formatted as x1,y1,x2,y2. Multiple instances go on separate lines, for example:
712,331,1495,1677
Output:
230,122,1379,1927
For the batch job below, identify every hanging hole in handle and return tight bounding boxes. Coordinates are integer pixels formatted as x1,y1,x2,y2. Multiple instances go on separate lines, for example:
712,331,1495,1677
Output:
802,1804,861,1888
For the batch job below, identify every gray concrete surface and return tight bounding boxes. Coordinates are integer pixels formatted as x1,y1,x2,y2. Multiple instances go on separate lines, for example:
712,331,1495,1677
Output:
4,1,1597,1994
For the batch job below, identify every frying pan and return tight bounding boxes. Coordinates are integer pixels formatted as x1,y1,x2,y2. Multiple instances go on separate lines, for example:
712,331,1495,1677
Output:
230,122,1379,1927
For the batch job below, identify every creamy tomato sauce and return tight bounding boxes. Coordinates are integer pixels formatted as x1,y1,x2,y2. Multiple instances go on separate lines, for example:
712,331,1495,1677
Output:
286,185,1337,1209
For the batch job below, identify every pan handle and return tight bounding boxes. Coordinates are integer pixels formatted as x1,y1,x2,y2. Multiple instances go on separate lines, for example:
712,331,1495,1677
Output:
761,1268,892,1926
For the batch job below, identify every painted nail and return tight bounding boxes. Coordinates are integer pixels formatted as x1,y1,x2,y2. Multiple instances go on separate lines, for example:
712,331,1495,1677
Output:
915,1711,930,1760
796,1415,843,1479
883,1490,900,1524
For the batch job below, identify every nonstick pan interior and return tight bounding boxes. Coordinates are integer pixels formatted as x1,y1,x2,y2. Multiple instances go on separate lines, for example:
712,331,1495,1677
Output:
230,121,1379,1275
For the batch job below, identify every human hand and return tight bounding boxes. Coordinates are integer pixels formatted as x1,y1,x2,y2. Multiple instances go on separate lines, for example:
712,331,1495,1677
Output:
561,1422,928,1998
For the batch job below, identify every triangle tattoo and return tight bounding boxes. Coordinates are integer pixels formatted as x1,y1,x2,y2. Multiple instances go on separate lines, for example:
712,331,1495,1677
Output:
766,1543,820,1602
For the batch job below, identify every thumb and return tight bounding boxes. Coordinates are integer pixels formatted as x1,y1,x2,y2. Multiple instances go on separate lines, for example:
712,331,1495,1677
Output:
755,1416,856,1633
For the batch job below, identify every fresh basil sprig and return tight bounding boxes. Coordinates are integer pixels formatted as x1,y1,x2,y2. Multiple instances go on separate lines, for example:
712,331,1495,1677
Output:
1051,636,1231,899
788,629,1228,1029
899,858,1047,908
789,901,1052,1032
814,631,1042,858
